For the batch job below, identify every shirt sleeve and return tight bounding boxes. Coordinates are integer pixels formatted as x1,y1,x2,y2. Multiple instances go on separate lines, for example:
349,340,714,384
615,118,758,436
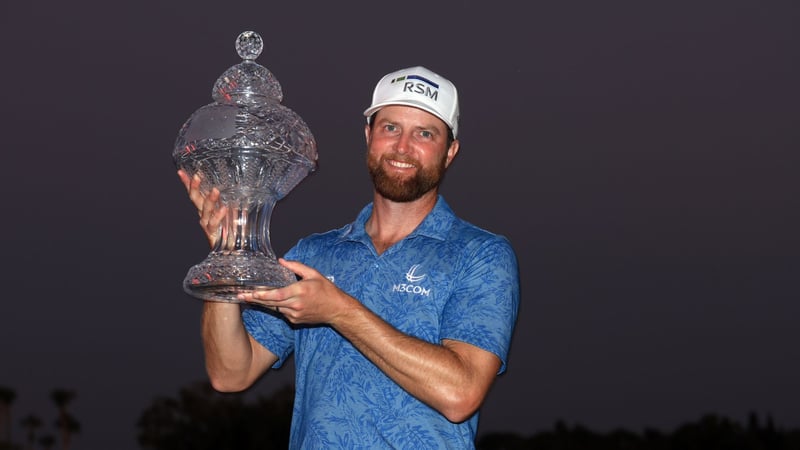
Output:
240,244,303,368
439,235,520,374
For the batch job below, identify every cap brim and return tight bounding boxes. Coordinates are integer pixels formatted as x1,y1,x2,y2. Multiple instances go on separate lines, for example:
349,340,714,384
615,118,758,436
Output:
363,100,453,132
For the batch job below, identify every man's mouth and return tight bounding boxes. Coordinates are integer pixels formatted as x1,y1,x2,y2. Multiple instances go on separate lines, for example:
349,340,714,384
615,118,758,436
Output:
386,159,416,169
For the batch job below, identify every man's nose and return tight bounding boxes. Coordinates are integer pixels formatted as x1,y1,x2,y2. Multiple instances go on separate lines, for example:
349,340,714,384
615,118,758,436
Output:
394,131,412,154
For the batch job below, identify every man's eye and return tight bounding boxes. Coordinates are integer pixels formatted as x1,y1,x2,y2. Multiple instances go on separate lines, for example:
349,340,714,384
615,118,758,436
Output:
419,130,433,139
384,124,397,132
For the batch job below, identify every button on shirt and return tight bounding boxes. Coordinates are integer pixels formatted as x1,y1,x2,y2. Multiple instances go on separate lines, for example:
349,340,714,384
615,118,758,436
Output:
243,196,520,449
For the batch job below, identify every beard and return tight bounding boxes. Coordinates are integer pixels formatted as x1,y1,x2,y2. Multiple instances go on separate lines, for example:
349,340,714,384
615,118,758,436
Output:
367,151,448,203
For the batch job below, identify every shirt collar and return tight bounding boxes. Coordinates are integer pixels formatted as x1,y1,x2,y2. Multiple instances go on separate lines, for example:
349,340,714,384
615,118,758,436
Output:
339,195,455,244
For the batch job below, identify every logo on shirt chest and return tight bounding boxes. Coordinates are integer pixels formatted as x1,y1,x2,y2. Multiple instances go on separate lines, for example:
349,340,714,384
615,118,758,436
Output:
392,264,431,296
405,264,426,283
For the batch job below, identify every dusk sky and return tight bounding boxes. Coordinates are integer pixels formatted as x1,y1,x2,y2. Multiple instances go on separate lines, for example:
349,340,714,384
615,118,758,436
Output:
1,1,798,449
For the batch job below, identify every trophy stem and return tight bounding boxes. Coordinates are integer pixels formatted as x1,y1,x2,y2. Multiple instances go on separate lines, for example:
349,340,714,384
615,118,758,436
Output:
183,195,296,302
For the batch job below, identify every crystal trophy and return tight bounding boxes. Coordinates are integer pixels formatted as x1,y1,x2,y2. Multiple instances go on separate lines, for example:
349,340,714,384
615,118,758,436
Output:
173,31,317,302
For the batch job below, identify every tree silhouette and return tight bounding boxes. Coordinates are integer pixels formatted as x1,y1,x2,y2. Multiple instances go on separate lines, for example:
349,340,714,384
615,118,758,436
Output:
49,389,78,450
0,388,78,450
137,381,293,450
37,434,55,450
19,415,41,450
0,387,15,446
53,414,79,450
476,412,800,450
135,381,800,450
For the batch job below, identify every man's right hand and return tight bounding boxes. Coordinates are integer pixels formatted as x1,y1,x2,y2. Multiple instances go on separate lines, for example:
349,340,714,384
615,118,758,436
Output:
177,170,227,248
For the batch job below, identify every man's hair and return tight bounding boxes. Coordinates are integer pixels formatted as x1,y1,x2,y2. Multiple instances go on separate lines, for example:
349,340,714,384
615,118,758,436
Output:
368,112,456,149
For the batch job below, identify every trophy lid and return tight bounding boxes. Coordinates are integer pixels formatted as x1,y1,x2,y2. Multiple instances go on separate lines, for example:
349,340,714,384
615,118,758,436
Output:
173,31,317,200
212,31,284,105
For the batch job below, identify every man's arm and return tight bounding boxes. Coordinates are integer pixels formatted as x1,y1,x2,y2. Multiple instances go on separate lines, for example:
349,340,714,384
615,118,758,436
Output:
177,170,278,391
333,300,502,423
202,302,278,392
237,259,503,422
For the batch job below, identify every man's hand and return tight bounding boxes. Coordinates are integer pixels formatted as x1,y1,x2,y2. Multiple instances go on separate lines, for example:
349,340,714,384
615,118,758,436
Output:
177,170,227,248
236,259,355,325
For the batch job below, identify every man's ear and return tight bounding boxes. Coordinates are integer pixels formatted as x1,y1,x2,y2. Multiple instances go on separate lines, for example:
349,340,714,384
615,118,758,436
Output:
364,123,372,145
445,139,460,168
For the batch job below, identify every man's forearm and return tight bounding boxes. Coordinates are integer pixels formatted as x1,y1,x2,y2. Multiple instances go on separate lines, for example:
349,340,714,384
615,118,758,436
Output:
331,298,500,423
202,302,271,391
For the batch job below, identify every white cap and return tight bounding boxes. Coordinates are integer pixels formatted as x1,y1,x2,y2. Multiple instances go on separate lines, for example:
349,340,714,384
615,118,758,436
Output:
363,66,460,138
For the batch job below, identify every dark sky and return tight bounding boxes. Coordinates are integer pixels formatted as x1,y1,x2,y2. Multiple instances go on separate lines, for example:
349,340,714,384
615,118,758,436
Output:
1,1,798,449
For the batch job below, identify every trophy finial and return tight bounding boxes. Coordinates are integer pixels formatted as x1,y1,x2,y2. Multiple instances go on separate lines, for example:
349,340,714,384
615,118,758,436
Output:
236,31,263,61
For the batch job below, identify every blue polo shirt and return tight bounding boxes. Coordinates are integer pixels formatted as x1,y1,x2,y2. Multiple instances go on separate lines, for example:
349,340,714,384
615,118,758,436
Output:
243,196,519,449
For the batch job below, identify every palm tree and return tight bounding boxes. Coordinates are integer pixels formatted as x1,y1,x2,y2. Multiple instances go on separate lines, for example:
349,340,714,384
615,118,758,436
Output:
53,415,78,450
19,415,41,450
137,382,294,450
38,434,55,450
0,387,15,445
49,390,76,450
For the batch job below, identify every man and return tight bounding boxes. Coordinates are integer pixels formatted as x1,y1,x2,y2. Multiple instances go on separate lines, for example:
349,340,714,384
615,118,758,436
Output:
178,66,520,448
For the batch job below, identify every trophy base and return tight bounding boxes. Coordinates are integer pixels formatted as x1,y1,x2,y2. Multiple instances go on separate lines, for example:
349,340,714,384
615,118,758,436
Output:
182,252,296,303
185,283,285,303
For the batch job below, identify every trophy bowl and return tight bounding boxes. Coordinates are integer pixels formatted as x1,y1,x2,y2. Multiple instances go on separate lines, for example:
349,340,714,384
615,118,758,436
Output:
173,31,317,302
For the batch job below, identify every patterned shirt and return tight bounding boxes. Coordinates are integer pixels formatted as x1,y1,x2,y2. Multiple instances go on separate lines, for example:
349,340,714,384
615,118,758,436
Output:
243,196,520,449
